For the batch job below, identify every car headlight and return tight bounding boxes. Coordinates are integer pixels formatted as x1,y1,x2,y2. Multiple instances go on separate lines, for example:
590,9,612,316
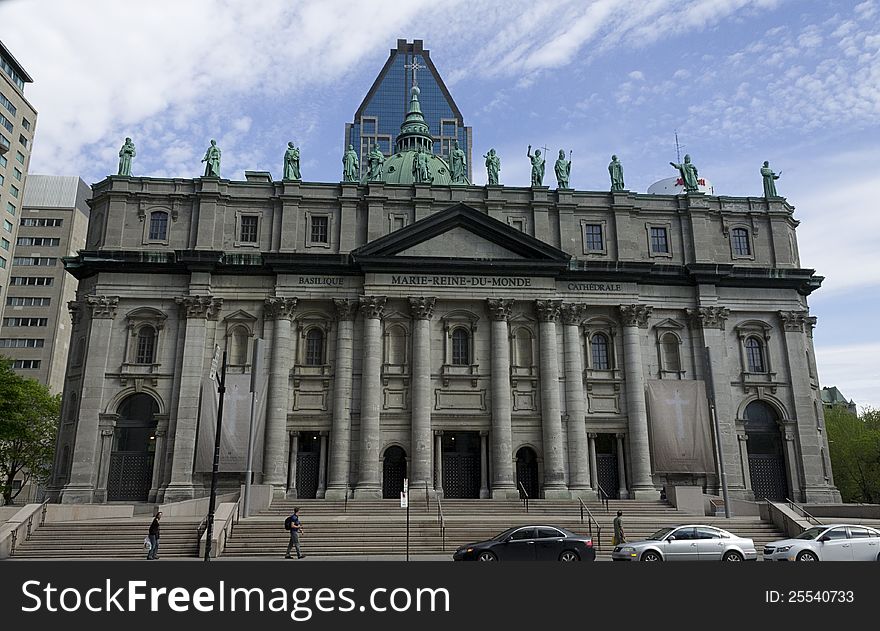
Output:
466,547,474,553
776,545,792,553
621,547,635,553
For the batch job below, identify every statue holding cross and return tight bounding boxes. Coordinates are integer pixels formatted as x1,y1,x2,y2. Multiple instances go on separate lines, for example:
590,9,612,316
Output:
527,144,546,187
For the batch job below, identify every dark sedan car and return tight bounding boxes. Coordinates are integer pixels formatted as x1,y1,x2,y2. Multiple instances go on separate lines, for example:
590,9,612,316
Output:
453,525,596,562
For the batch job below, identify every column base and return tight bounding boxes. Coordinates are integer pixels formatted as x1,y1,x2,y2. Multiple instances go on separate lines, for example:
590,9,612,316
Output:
568,486,594,500
491,486,520,500
543,487,572,500
162,484,196,503
618,490,630,500
60,485,96,504
284,489,299,500
353,485,382,500
803,486,842,504
433,487,444,499
323,486,350,500
479,488,490,499
629,486,661,500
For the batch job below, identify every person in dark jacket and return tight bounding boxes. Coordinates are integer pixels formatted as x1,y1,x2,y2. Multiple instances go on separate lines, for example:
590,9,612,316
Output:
147,511,162,560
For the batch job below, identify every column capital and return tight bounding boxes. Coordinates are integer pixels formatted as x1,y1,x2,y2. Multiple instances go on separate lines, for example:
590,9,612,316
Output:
332,298,358,322
486,298,513,321
408,296,436,320
479,430,489,437
560,303,586,326
615,432,626,439
804,315,817,338
587,432,598,439
778,310,810,333
434,429,444,437
685,306,730,330
359,295,387,320
535,299,563,322
86,295,119,319
264,297,298,321
68,300,83,325
618,304,653,328
176,295,223,320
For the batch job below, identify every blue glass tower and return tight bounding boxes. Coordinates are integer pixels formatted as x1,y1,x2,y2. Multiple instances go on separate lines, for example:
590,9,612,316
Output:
345,40,472,182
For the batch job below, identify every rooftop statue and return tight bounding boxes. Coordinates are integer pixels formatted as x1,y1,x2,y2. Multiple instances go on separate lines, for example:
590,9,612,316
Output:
484,148,501,186
527,145,545,187
412,146,431,184
283,142,301,181
669,153,699,193
342,144,359,182
554,149,571,189
449,139,467,184
367,143,385,182
201,139,221,178
761,160,781,198
117,137,136,176
609,154,625,191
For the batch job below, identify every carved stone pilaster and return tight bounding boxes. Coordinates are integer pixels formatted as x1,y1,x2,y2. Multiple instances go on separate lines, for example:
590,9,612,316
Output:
618,304,653,328
263,297,298,321
332,298,358,322
408,296,436,320
86,295,119,319
535,299,562,322
560,303,586,326
359,295,387,320
685,306,730,330
68,300,83,326
487,298,513,322
176,295,223,320
778,310,810,333
804,315,817,338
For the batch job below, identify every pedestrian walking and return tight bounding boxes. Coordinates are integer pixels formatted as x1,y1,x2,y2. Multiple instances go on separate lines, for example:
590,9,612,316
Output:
284,507,305,559
612,510,626,546
147,511,162,560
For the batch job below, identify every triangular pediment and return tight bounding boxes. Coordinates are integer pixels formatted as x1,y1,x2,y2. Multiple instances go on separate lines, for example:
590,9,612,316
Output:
397,226,525,259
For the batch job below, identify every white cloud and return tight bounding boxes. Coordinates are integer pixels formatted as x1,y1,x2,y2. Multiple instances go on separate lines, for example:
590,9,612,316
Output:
815,342,880,411
628,70,645,81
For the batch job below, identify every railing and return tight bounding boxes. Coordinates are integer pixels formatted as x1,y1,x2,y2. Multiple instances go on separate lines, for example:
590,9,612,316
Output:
578,498,602,552
344,485,350,513
424,480,430,512
436,494,446,552
596,484,611,513
9,499,50,556
518,482,529,513
196,514,209,540
786,498,823,526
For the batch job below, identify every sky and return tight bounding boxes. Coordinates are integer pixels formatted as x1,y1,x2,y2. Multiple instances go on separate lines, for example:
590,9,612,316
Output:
1,0,878,408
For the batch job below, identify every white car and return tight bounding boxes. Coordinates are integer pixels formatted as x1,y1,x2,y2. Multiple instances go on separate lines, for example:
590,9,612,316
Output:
764,524,880,561
611,525,757,561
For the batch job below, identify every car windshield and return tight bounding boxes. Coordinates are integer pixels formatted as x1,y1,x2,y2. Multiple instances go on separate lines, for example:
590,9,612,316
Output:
795,527,827,540
648,528,674,540
492,527,520,541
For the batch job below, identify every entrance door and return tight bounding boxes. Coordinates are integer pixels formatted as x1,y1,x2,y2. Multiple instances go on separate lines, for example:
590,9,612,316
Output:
744,401,789,501
107,394,157,502
515,447,539,499
595,434,619,499
442,432,481,498
382,446,407,499
296,433,320,499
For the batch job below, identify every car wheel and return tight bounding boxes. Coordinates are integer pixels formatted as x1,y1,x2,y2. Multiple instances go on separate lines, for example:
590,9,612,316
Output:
722,551,744,562
559,550,580,562
641,551,663,562
797,550,818,562
477,551,498,562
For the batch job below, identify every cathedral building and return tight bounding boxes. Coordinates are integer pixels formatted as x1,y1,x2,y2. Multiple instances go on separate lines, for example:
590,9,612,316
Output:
48,42,839,505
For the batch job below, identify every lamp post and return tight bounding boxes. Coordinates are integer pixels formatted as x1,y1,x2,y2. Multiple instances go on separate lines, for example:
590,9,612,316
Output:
204,348,227,561
705,347,731,518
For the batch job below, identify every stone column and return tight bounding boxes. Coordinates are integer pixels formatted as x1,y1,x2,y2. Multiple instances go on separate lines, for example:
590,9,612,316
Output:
434,431,444,496
326,299,357,499
618,304,659,499
287,432,298,496
783,427,802,501
62,296,118,503
536,299,569,498
317,432,328,498
487,299,517,498
94,418,116,502
737,433,751,491
354,295,386,498
262,297,298,497
615,433,629,499
561,303,591,496
148,416,169,503
408,297,436,499
479,430,490,498
588,433,598,491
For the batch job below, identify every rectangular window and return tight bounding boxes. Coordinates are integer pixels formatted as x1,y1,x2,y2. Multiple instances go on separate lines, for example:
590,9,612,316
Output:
0,256,5,268
20,218,63,227
584,224,604,251
0,174,4,186
0,154,7,167
12,359,41,370
19,134,27,149
0,133,10,151
0,112,12,133
6,296,51,306
12,257,56,266
2,317,48,327
17,237,60,247
731,228,751,256
21,118,30,131
13,167,21,181
1,238,8,250
0,338,45,348
510,218,525,232
0,93,15,116
7,202,15,215
15,151,24,165
239,215,258,243
10,185,18,198
148,211,168,241
650,227,669,254
310,216,329,244
10,276,53,286
3,220,11,232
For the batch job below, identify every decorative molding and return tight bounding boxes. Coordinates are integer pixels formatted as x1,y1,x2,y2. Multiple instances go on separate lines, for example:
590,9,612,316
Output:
86,295,119,319
176,295,223,320
618,304,653,328
359,295,387,320
332,298,358,322
68,300,83,326
804,315,817,338
408,296,436,320
263,297,298,321
535,299,562,323
486,298,513,322
560,303,586,326
778,310,810,333
685,306,730,330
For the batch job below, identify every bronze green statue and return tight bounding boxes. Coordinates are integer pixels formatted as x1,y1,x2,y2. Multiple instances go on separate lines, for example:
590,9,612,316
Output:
449,139,467,184
527,145,545,186
484,148,501,185
412,146,431,184
117,137,136,176
669,154,699,193
201,139,221,177
554,149,571,189
342,144,359,182
761,160,781,197
283,142,301,181
367,143,385,182
609,154,625,191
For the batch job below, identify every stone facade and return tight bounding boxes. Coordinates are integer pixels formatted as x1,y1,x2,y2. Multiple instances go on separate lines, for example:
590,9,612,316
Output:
48,176,840,504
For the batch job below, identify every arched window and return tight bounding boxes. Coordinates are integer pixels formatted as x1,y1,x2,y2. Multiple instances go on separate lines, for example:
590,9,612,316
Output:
387,324,407,365
305,328,324,366
590,333,610,370
135,326,156,364
514,328,532,367
148,211,169,241
452,328,470,366
661,332,681,372
229,327,249,365
731,228,751,256
745,336,766,373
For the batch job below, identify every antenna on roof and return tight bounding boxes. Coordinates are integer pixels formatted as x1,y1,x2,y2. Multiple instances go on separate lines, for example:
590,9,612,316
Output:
674,130,685,163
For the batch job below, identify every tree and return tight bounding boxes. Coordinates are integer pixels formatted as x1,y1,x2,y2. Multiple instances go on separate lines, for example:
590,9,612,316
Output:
825,405,880,504
0,358,61,505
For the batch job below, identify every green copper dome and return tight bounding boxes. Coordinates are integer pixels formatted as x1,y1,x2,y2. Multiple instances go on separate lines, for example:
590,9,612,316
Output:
382,150,453,185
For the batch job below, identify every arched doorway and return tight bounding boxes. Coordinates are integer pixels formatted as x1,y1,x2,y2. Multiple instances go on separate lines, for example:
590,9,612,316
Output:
744,401,788,500
515,447,539,499
107,393,158,501
295,433,321,499
382,446,407,499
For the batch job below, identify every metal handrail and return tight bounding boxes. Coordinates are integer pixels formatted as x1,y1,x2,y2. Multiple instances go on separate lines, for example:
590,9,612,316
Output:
9,498,50,556
518,482,529,513
436,494,446,552
596,483,611,513
425,480,430,512
578,498,602,552
344,485,349,513
786,497,823,526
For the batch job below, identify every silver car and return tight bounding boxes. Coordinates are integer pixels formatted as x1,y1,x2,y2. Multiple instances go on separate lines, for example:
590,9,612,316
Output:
611,525,757,562
764,524,880,561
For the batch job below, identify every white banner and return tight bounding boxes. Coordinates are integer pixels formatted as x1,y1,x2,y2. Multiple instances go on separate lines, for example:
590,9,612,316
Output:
646,380,715,475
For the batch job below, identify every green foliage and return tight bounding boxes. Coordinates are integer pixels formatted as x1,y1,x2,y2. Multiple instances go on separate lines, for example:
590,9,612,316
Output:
825,405,880,504
0,358,61,504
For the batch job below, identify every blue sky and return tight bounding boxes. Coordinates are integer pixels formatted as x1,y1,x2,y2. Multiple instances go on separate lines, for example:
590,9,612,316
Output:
2,0,878,407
